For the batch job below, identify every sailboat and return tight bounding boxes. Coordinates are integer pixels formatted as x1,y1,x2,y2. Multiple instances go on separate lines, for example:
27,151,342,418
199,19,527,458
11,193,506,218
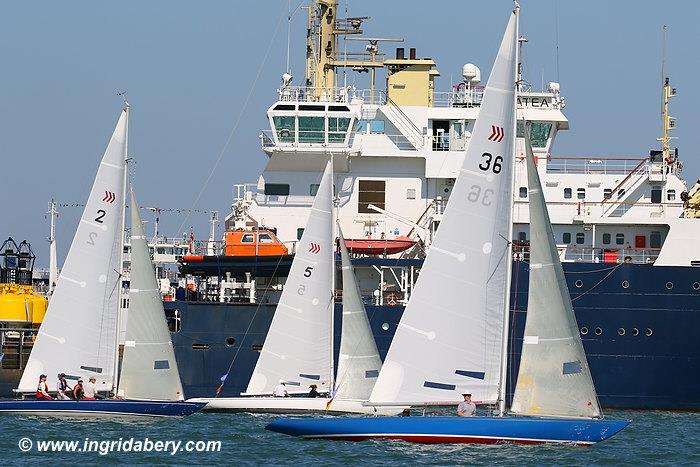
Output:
265,5,629,444
0,106,204,417
191,160,399,415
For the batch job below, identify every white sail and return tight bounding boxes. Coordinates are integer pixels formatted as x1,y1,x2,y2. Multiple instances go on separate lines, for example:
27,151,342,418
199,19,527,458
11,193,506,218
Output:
18,108,128,393
510,131,602,418
245,160,334,395
369,12,518,405
333,226,382,401
117,190,185,401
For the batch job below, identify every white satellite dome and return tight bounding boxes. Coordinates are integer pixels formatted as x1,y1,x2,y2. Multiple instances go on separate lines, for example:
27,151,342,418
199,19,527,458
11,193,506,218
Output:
462,63,481,84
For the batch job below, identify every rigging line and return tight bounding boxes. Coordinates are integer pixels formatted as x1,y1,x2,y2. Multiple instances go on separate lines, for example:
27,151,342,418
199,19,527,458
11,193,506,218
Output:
176,10,287,235
570,263,622,302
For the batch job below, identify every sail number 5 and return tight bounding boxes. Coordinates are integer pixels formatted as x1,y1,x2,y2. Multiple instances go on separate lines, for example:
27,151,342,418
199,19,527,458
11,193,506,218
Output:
478,152,503,173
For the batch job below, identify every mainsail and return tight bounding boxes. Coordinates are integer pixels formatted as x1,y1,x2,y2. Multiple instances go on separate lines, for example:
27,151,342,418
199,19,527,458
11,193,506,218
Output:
117,190,185,401
333,226,382,400
369,12,518,405
18,108,128,393
245,160,334,394
510,131,603,418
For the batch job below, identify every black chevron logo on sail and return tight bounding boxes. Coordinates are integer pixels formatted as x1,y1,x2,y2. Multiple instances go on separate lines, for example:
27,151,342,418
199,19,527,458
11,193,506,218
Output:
487,125,504,142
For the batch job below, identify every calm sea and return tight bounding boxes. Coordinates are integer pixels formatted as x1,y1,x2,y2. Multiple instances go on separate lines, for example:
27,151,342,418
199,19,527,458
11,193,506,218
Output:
1,410,697,465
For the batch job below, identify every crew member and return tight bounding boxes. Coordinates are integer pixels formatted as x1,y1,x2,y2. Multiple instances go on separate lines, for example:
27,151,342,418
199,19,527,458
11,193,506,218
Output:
273,381,289,397
307,384,320,398
56,373,72,400
457,393,476,417
35,374,52,400
82,376,98,400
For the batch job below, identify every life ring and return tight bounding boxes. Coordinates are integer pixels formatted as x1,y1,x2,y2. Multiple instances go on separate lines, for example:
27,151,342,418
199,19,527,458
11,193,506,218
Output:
385,292,399,306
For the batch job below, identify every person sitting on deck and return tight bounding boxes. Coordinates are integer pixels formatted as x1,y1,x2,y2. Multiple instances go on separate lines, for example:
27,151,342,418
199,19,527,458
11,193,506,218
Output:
401,408,411,417
56,373,72,400
307,384,320,398
457,393,476,417
82,377,98,400
272,381,289,397
72,380,85,400
35,374,53,400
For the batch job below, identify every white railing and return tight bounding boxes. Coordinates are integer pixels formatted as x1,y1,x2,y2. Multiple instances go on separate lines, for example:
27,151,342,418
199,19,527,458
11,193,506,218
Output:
277,86,382,105
432,89,484,107
546,157,648,175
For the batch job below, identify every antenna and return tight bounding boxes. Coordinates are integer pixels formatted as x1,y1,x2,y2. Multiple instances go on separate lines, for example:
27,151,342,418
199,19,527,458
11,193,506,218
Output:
554,0,560,84
661,25,667,115
117,90,129,107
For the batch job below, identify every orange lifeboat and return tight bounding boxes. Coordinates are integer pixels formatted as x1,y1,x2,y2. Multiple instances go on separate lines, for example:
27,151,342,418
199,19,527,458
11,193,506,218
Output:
224,230,289,257
344,236,416,255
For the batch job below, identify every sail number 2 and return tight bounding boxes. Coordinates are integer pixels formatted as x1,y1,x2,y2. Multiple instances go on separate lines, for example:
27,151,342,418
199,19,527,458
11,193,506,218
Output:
478,152,503,173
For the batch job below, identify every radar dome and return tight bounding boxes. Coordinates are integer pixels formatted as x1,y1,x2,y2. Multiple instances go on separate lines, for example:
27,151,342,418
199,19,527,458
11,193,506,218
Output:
462,63,481,84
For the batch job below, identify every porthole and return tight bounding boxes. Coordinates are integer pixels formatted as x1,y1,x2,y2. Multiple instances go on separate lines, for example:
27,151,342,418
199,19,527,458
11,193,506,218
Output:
693,282,700,291
622,280,630,289
666,281,673,290
594,327,603,336
580,327,588,335
618,328,625,336
226,337,236,347
575,280,583,288
381,322,390,331
631,328,639,336
645,328,653,337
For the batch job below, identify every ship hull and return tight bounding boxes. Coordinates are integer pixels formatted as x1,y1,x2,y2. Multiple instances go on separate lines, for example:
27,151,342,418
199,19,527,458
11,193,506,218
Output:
168,261,700,410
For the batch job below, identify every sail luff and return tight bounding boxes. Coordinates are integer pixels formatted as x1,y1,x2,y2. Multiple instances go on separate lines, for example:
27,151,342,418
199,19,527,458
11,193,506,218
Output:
369,11,518,405
17,109,127,393
333,226,382,400
510,128,603,419
117,190,185,401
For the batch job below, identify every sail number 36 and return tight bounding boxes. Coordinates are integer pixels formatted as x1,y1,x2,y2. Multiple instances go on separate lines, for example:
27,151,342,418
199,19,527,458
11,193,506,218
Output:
478,152,503,173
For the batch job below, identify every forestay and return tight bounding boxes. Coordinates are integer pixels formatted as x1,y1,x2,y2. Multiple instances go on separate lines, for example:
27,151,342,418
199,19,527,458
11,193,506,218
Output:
18,108,128,393
510,132,602,419
245,160,334,395
369,12,518,405
117,190,185,401
333,226,382,400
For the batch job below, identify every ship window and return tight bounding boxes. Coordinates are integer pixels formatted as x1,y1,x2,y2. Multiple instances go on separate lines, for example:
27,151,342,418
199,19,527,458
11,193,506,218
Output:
651,187,662,204
328,105,350,112
576,233,585,244
516,121,551,148
615,233,625,245
564,188,572,199
603,233,611,245
577,188,586,200
357,119,385,134
296,228,304,240
258,234,273,244
358,180,386,213
310,183,320,196
191,343,209,350
226,337,236,347
563,232,572,244
298,104,325,111
406,188,416,200
667,189,676,201
264,183,290,196
519,187,527,198
272,116,295,143
518,232,526,242
252,344,263,352
241,234,254,243
618,188,626,199
273,104,295,111
604,188,612,199
298,116,325,143
650,231,662,248
328,117,351,143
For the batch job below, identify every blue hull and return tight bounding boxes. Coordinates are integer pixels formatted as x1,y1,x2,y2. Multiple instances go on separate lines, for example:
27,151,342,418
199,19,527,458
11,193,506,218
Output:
167,261,700,410
265,416,630,445
0,399,205,417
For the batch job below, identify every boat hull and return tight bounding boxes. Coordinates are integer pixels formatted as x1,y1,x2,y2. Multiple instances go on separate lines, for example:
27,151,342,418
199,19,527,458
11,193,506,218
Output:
0,399,205,418
265,416,630,445
190,397,403,415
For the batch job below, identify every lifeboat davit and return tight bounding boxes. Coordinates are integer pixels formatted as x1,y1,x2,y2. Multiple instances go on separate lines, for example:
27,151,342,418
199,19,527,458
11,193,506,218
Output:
344,236,416,255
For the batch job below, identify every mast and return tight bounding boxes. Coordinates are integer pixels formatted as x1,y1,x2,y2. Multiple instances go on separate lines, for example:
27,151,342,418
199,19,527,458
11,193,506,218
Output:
113,103,130,393
657,25,677,164
329,153,335,392
47,199,58,294
497,1,520,417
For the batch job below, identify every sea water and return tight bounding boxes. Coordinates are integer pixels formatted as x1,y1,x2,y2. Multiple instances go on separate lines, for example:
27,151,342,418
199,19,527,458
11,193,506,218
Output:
1,410,697,465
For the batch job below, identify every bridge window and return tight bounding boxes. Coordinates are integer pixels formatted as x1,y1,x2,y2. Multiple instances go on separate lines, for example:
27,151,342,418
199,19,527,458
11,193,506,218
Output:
563,232,571,244
618,188,626,199
328,117,351,143
298,116,325,143
272,116,295,142
297,228,304,240
651,187,662,204
667,189,676,201
358,180,386,213
615,233,625,245
518,232,527,242
310,183,320,196
516,122,552,148
576,233,585,244
564,188,572,199
357,119,385,134
602,233,611,245
577,188,586,200
264,183,290,196
604,188,612,199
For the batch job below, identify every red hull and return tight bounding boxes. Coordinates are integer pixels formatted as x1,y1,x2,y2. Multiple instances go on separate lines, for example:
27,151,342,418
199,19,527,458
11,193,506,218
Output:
344,237,415,255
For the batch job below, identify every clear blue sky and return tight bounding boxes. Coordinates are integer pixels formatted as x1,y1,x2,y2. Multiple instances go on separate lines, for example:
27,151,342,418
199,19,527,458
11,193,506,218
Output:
1,1,698,267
